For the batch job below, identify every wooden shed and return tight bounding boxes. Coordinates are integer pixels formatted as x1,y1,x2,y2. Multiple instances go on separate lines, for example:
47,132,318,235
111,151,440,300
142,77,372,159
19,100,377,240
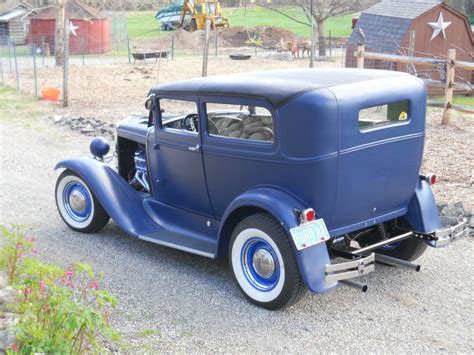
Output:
0,0,35,45
346,0,473,88
28,0,110,55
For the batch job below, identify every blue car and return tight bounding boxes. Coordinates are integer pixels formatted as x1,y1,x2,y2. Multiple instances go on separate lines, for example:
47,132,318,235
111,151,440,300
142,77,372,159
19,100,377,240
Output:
55,68,468,309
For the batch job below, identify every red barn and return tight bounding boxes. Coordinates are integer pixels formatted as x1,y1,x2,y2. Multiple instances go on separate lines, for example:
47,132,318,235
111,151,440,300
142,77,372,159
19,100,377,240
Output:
28,0,110,55
346,0,473,90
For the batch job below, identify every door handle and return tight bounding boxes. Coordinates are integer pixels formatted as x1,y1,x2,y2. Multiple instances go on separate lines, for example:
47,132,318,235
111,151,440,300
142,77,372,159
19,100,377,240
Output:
188,144,200,152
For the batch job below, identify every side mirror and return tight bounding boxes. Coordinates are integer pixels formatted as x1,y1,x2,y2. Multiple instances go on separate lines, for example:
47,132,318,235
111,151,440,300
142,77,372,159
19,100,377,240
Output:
145,95,155,110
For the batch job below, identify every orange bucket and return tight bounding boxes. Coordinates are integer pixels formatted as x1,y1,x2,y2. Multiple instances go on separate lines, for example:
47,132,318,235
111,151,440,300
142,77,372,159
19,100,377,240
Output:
41,87,61,102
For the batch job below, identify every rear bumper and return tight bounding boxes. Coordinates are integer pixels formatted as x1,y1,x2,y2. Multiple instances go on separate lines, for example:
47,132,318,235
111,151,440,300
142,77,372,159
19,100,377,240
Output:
324,253,375,283
430,218,469,248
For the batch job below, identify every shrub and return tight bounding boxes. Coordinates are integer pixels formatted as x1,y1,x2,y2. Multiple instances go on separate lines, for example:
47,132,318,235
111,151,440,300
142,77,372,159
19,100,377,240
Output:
0,226,120,354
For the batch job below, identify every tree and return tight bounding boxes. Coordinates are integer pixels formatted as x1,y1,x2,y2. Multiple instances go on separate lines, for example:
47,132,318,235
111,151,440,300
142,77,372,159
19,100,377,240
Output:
55,0,66,66
257,0,376,56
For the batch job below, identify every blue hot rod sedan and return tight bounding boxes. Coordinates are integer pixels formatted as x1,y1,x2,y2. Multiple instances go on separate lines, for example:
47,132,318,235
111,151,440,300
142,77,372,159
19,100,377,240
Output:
55,68,468,309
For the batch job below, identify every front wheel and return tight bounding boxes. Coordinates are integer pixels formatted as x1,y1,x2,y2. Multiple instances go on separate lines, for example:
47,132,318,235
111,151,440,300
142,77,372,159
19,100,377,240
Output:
229,213,307,310
55,170,110,233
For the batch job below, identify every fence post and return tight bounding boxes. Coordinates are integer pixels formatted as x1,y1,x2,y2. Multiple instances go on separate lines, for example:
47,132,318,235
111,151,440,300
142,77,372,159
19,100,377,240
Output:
0,58,4,85
81,34,85,65
127,35,131,63
7,39,12,71
12,43,19,89
441,49,456,125
32,44,38,97
41,36,45,67
171,34,174,60
202,18,211,77
329,30,332,56
357,44,365,69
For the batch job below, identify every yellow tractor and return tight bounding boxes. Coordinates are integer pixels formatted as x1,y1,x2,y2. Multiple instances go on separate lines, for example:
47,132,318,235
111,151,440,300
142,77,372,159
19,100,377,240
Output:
179,0,229,32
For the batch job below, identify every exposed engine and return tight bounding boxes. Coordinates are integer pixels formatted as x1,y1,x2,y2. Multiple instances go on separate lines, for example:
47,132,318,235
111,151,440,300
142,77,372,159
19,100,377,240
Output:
129,147,150,192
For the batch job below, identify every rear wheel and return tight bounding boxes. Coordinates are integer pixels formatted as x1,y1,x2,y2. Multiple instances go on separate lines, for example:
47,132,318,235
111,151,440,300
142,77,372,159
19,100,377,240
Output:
229,213,306,310
55,170,110,233
377,236,428,262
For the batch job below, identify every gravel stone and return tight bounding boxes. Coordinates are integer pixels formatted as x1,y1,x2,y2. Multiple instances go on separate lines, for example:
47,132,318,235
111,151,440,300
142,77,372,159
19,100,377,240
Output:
1,118,473,353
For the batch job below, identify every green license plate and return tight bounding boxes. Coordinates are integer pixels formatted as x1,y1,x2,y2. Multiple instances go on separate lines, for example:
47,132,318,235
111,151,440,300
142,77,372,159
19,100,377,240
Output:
290,219,330,251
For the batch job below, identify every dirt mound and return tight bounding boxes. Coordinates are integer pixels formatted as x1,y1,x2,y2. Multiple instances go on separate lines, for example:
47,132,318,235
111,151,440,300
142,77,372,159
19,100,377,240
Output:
132,26,299,52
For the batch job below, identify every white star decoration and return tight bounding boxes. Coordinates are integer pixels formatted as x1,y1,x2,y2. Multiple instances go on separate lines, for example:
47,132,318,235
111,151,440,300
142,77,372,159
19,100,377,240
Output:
428,12,451,41
69,21,79,37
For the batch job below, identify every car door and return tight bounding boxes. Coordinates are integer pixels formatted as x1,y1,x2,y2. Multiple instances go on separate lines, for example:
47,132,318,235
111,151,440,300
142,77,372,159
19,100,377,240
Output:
147,96,214,217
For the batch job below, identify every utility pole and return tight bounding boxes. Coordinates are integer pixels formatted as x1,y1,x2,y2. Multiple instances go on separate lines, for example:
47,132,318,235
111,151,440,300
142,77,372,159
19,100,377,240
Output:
310,0,315,68
55,0,66,66
202,18,211,77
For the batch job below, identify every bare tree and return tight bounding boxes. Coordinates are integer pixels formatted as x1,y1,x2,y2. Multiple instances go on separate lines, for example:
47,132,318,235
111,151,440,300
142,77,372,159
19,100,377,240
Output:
257,0,375,56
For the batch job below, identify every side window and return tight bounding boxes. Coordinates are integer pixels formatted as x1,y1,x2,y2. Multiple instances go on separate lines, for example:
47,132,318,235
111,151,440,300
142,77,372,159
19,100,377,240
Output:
359,100,409,131
205,103,274,143
159,98,199,134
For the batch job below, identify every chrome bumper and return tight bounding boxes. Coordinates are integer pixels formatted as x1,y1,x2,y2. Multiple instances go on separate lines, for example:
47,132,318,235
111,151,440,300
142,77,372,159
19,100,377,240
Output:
432,218,469,248
324,253,375,284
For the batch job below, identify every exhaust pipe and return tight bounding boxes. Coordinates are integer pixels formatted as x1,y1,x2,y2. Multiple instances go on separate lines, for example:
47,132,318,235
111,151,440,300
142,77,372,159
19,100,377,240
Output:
339,279,368,292
375,253,421,272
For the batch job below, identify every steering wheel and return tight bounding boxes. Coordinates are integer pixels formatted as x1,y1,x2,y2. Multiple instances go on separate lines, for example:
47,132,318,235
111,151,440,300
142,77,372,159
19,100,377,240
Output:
182,114,199,133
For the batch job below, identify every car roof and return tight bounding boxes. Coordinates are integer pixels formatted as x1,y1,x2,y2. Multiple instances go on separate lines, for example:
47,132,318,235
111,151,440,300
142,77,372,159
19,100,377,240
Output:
150,68,410,107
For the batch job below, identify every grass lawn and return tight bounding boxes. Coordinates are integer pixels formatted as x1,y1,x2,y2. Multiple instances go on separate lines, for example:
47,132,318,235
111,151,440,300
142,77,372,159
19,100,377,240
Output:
222,6,355,38
127,6,355,39
432,95,474,108
0,85,44,122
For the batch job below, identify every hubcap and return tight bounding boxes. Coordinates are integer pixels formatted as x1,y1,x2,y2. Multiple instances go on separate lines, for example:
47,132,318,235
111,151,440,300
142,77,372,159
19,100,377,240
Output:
68,189,87,213
63,181,92,222
252,248,275,278
241,237,280,291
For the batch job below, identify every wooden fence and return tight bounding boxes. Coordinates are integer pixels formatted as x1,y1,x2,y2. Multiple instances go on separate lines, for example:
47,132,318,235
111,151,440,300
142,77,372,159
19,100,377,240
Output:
356,45,474,124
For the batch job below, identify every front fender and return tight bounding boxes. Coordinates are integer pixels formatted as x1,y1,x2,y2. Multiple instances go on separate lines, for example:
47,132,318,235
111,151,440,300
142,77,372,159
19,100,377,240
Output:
404,179,442,234
219,187,334,293
55,157,158,237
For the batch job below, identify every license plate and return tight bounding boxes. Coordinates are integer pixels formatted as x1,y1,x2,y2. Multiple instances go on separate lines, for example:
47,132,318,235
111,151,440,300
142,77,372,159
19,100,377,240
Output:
290,218,330,251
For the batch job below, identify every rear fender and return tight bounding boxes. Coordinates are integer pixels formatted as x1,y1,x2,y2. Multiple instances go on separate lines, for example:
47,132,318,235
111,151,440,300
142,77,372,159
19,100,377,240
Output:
55,157,157,237
219,187,335,293
404,179,442,234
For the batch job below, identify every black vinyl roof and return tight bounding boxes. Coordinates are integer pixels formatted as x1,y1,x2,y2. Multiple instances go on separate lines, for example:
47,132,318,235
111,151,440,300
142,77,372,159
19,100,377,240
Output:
150,68,406,107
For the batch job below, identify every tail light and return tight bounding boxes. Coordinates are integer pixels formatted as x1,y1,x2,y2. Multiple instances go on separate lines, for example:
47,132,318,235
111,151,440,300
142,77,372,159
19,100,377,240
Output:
425,173,437,185
300,208,316,224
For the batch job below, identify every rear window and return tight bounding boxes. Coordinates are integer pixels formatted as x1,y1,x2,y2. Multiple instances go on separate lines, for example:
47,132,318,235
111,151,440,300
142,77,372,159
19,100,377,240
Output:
359,100,409,131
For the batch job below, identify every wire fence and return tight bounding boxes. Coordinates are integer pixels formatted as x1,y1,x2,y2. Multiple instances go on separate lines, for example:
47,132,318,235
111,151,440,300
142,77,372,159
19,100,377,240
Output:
0,17,347,103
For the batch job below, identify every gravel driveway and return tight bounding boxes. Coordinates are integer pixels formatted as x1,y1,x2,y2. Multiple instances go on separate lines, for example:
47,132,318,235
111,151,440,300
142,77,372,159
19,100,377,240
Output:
1,116,473,353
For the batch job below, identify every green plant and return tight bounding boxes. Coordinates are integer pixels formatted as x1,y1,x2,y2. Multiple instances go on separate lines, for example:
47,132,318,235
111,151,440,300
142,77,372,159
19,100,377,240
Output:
0,226,120,354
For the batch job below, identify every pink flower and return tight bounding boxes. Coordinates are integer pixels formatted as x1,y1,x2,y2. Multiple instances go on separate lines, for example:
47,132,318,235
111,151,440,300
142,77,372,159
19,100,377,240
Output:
59,271,75,288
25,236,37,243
39,280,46,294
31,248,38,254
23,287,32,297
89,280,100,290
10,343,19,353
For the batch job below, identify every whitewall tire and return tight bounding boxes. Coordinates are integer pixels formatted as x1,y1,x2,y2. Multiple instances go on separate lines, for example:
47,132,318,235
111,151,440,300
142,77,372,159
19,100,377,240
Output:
55,170,109,233
229,213,307,310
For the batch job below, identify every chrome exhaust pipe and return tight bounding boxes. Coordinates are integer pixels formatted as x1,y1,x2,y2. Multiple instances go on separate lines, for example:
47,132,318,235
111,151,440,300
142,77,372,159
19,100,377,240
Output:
339,279,368,292
375,253,421,272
